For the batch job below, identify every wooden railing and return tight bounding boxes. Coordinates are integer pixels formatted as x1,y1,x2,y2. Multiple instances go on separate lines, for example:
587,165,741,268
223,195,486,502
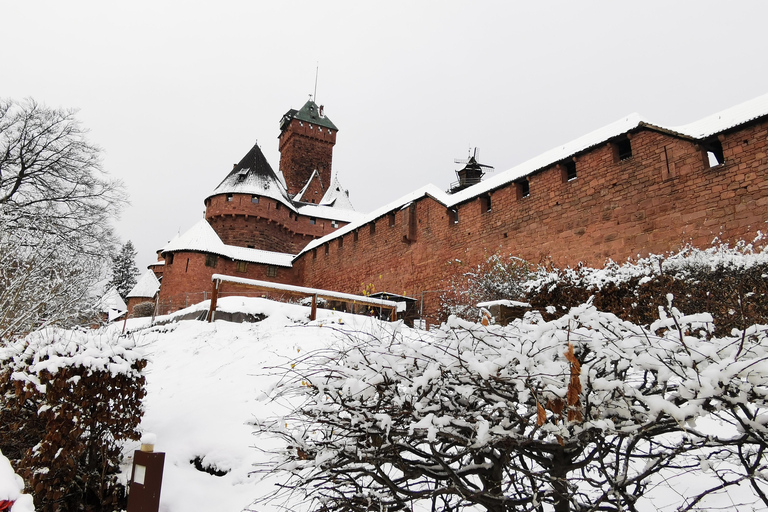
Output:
207,274,399,322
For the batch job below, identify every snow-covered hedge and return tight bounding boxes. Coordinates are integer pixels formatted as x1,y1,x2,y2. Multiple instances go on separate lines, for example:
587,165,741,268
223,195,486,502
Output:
256,302,768,511
0,328,146,512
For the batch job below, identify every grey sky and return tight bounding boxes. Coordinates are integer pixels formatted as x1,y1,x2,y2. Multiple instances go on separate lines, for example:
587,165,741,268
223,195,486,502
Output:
4,1,768,269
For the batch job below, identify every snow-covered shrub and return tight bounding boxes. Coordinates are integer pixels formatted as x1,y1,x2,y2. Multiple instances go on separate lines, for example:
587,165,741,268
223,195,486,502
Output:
255,305,768,511
441,254,533,320
131,301,155,318
525,241,768,334
0,329,146,512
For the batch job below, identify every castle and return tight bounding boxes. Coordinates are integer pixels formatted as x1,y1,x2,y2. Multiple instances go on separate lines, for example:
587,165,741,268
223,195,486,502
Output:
135,94,768,323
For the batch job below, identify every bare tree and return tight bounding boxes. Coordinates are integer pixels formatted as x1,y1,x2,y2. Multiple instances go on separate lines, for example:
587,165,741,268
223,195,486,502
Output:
0,98,125,339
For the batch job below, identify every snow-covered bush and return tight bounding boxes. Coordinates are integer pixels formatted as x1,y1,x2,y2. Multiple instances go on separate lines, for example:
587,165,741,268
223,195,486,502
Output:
525,241,768,334
0,329,146,512
255,304,768,511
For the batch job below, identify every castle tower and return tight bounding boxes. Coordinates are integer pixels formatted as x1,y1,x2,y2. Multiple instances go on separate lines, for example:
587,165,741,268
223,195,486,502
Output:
278,99,338,198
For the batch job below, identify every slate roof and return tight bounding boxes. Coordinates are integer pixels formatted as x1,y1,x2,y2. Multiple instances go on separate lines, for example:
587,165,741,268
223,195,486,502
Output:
280,99,338,132
208,143,291,204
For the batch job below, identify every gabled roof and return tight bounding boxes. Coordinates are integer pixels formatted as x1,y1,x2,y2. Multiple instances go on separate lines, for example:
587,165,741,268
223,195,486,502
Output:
281,100,338,132
207,143,291,205
161,219,295,267
320,175,356,211
98,287,127,321
127,269,161,299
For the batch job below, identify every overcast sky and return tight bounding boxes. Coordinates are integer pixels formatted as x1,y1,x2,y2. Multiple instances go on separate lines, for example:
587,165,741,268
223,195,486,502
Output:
4,1,768,269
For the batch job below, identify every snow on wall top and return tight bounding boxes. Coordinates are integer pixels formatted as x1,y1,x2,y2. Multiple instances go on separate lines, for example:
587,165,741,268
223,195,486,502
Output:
670,92,768,139
296,93,768,257
162,219,295,267
127,269,161,299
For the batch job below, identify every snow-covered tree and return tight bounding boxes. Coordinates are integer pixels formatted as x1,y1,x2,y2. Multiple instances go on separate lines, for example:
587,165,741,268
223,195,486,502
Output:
0,98,125,339
255,303,768,511
107,240,139,300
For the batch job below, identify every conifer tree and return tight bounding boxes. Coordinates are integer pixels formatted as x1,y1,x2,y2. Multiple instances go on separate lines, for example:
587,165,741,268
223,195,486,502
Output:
108,241,139,300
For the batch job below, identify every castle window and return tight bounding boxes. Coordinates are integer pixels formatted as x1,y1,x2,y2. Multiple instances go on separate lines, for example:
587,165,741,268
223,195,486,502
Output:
266,265,277,277
324,244,329,255
480,193,492,213
703,138,725,167
226,194,233,202
448,208,459,225
275,202,281,210
166,253,174,265
353,230,359,242
185,258,189,272
331,220,339,228
310,217,317,225
615,137,632,161
388,213,396,227
251,195,259,204
370,222,376,236
338,237,343,249
563,160,577,182
236,261,248,273
312,248,317,260
516,179,530,199
205,254,218,268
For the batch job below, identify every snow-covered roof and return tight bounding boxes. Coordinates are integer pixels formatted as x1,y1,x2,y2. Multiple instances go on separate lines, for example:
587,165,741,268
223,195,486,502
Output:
148,260,165,267
477,299,531,308
670,92,768,139
208,143,292,206
127,269,161,299
296,203,365,224
297,94,768,258
98,287,127,313
320,175,356,210
162,219,294,267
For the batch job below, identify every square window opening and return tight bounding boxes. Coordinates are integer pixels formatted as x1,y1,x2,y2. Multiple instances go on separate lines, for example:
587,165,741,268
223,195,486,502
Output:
517,179,530,199
616,138,632,161
564,160,577,181
251,195,259,204
226,194,233,202
205,254,218,268
236,261,248,273
266,265,277,277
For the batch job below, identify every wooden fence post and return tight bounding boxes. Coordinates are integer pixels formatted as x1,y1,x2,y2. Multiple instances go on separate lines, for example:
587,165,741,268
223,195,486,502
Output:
310,294,318,321
207,279,219,322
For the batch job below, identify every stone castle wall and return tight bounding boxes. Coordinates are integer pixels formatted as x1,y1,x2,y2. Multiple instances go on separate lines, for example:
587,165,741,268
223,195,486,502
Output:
295,120,768,323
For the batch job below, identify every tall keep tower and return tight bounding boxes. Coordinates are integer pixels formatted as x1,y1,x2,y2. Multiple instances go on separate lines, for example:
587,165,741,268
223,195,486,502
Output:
278,99,338,198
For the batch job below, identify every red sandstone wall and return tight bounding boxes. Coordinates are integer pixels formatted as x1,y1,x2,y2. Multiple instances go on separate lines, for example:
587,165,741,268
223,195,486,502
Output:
157,251,301,314
296,121,768,323
278,119,336,196
206,194,347,253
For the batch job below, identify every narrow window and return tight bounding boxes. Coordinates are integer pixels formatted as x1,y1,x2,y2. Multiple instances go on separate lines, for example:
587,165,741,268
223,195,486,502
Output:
517,179,530,199
703,139,725,167
205,254,218,268
480,193,492,213
236,261,248,273
338,237,343,249
388,213,396,227
226,194,233,202
370,222,376,236
166,253,174,265
266,265,277,277
310,217,317,225
353,230,359,242
563,160,577,181
275,202,281,210
615,137,632,161
448,208,459,225
312,248,317,260
185,258,189,272
251,195,259,204
324,244,329,255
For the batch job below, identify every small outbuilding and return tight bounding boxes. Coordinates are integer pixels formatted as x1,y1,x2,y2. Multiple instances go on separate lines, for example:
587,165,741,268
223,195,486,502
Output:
127,269,161,317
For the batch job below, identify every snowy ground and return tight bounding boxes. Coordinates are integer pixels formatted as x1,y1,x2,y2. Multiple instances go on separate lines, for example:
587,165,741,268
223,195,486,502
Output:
112,297,398,512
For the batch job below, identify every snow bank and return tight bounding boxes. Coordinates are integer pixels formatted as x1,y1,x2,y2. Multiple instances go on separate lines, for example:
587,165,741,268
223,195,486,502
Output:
0,450,34,512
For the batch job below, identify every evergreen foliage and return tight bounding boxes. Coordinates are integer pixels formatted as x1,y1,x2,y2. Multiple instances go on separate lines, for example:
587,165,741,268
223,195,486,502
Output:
108,241,140,300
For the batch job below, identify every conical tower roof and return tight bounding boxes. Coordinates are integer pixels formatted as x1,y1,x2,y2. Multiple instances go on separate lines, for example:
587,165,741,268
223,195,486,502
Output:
207,143,290,204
